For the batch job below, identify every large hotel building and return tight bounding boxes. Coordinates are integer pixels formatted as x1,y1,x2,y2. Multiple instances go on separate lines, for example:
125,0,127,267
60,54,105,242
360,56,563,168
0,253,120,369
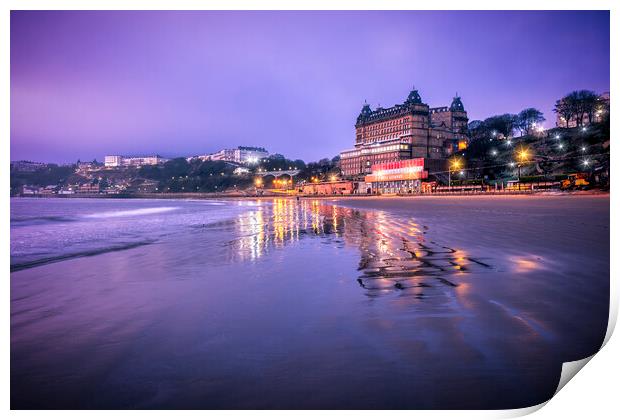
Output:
340,88,469,179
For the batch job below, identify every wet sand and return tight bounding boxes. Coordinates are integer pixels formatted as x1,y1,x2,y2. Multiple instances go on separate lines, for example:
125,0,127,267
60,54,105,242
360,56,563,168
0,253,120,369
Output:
11,196,609,409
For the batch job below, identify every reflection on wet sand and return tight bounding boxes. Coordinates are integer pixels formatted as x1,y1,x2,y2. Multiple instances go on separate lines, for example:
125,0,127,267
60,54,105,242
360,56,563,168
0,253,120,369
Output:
223,199,494,303
230,199,347,261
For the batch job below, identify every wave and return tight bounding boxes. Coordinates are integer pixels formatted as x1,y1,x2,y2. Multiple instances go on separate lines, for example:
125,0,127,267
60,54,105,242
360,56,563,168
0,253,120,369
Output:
10,215,76,225
10,240,155,272
84,207,179,219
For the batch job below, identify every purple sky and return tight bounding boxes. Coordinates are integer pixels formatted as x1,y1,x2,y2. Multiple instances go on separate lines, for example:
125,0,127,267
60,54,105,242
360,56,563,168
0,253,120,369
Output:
11,10,609,163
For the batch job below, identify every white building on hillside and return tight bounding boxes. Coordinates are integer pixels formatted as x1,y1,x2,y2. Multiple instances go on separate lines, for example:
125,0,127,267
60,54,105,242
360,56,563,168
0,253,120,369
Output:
197,146,269,164
104,155,167,167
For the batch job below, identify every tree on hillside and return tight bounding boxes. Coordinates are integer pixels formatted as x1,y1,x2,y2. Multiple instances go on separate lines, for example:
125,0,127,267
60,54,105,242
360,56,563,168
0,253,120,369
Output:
554,90,599,127
554,97,575,128
468,120,491,141
482,116,504,137
573,90,599,127
516,108,545,135
468,120,483,131
483,114,517,140
496,114,518,140
262,154,300,171
298,157,339,180
293,159,307,170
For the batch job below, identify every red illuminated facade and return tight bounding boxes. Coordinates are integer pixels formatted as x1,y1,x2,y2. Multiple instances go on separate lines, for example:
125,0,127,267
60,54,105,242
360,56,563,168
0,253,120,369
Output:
340,88,469,178
364,158,430,194
365,158,428,183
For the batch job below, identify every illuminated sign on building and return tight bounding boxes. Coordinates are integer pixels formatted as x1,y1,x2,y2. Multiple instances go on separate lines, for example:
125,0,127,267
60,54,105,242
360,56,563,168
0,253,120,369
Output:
365,158,428,183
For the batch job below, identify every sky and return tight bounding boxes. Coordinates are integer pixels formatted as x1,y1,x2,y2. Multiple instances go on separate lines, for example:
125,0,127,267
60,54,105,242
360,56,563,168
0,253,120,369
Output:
11,10,610,163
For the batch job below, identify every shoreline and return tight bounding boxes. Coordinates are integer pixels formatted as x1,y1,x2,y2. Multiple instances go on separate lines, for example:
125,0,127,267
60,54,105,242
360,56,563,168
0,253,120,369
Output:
11,189,610,201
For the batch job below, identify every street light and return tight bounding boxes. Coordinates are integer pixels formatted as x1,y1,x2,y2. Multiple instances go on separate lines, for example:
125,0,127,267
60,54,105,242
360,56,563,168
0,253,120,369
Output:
448,157,463,190
516,147,530,163
515,146,531,189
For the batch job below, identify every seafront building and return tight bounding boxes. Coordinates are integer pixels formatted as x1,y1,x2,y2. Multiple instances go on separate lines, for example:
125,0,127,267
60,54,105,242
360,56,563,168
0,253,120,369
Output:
339,88,469,179
196,146,269,164
104,155,167,167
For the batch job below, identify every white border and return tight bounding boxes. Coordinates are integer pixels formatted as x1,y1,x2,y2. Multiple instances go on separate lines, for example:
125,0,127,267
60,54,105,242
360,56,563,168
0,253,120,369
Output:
3,2,616,419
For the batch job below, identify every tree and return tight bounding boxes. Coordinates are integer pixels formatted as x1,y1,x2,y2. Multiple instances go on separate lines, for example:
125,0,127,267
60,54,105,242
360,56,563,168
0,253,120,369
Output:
555,90,599,127
516,108,545,135
482,114,517,140
468,120,491,141
298,157,339,181
293,159,306,170
554,97,574,128
468,120,483,131
482,116,504,138
497,114,518,140
574,90,598,126
262,154,299,171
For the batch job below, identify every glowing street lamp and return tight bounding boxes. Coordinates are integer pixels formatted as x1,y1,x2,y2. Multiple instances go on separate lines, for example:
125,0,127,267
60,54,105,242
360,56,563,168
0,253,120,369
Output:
330,175,337,182
517,147,530,163
448,157,463,189
515,146,531,188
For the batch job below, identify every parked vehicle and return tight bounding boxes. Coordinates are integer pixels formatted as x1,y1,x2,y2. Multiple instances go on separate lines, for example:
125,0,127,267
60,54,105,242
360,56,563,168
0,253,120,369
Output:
561,173,590,190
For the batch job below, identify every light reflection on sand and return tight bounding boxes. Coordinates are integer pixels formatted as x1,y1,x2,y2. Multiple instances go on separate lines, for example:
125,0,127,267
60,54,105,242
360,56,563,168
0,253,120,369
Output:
510,255,544,273
226,199,494,309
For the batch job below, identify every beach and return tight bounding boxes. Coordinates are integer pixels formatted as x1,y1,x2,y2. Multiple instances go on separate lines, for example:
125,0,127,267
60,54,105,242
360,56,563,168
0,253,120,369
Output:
10,195,609,409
